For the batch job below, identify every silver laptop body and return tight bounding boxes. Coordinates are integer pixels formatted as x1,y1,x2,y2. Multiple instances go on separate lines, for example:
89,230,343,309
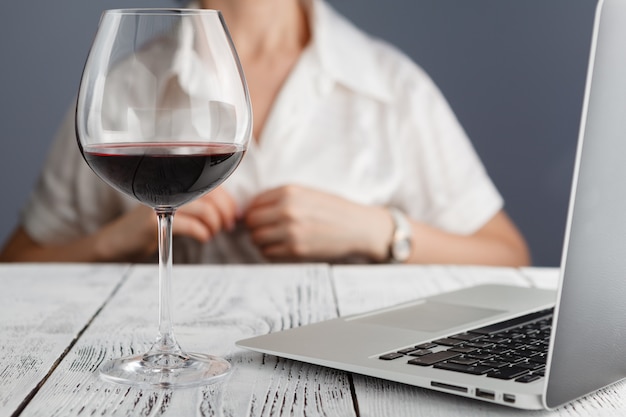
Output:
237,0,626,410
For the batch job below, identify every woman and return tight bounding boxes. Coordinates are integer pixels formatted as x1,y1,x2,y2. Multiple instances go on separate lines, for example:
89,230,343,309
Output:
0,0,530,266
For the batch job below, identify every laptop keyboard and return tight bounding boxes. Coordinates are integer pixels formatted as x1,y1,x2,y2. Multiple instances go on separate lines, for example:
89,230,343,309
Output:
378,307,554,383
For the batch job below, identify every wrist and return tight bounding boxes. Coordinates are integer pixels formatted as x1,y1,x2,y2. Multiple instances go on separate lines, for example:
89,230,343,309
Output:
356,206,393,263
90,231,113,262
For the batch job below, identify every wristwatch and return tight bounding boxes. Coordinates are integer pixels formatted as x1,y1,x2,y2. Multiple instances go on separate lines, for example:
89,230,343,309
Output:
388,207,413,263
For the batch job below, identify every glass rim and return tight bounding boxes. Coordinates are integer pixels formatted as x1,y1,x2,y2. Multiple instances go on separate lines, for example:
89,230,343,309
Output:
103,8,221,16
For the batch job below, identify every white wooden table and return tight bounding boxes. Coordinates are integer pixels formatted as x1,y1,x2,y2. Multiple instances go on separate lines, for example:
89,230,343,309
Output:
2,263,625,416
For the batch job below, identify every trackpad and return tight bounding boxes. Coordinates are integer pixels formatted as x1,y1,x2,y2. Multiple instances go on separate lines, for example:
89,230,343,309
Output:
349,300,505,333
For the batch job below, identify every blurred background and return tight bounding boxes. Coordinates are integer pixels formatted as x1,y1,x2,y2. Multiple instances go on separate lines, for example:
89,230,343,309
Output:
0,0,597,266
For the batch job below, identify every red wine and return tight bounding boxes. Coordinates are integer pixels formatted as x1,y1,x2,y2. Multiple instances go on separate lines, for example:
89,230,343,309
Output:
82,142,245,208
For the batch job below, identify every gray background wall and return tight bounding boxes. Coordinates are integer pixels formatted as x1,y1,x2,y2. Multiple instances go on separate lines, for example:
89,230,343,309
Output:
0,0,597,266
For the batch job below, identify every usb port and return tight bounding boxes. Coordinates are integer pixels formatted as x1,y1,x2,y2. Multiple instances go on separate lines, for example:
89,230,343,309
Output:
503,393,516,403
475,388,495,400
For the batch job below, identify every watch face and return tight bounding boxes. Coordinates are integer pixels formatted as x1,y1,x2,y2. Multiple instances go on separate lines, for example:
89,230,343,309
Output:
392,238,411,261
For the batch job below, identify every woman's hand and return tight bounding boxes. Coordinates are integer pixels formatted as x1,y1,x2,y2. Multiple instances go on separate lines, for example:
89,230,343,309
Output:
243,185,392,262
174,186,238,242
96,186,239,262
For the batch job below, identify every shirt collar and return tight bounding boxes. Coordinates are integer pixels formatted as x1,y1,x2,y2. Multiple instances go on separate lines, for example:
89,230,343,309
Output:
179,0,393,102
307,0,393,102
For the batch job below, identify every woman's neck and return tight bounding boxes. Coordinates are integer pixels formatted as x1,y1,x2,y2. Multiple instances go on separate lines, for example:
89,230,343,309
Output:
199,0,310,58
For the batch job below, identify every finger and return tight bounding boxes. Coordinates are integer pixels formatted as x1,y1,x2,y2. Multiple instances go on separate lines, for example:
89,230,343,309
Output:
206,190,238,231
249,222,290,247
245,203,285,229
179,199,224,235
196,202,224,236
247,185,294,209
173,212,212,242
246,186,301,227
191,187,238,231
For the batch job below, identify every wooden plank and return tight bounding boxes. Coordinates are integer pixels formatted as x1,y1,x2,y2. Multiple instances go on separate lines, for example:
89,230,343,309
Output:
333,265,626,416
0,264,128,417
20,264,357,417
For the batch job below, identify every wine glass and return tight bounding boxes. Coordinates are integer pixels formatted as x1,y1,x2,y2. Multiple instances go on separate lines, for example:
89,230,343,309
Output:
75,9,252,388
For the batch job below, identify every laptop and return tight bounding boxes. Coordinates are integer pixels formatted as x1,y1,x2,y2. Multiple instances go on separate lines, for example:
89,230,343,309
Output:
237,0,626,410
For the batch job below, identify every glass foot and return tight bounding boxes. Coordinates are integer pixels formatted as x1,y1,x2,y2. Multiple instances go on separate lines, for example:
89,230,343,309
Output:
99,351,231,389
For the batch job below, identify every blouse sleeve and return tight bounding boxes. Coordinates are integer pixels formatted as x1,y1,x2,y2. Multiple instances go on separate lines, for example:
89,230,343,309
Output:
20,104,125,244
391,62,503,235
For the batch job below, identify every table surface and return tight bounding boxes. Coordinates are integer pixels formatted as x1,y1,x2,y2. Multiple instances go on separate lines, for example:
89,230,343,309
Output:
2,263,625,417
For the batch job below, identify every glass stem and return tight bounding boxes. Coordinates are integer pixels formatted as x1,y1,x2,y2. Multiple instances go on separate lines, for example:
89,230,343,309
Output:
152,208,182,355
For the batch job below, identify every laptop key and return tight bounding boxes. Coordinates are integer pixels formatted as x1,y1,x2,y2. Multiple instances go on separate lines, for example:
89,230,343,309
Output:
467,352,494,361
515,348,541,358
408,349,434,357
449,346,478,354
480,360,509,368
482,347,511,355
448,357,479,366
434,362,494,375
516,373,543,383
433,337,464,346
529,353,548,364
486,337,509,343
379,352,404,360
465,341,494,349
487,365,529,380
449,333,483,341
407,350,461,366
497,353,526,363
516,361,544,371
415,343,438,349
